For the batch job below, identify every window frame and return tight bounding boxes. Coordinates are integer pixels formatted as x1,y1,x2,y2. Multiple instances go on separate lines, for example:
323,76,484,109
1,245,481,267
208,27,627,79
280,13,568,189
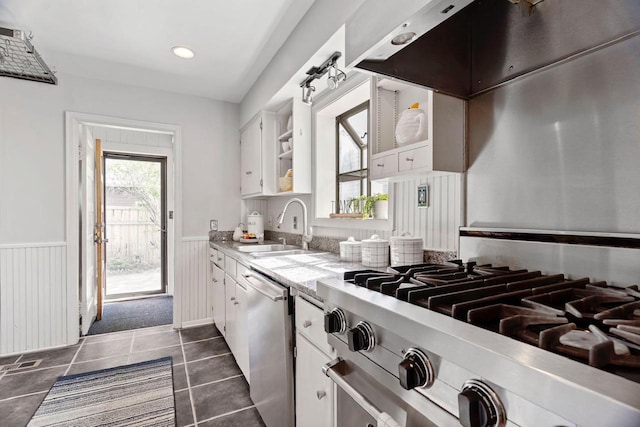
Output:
335,101,369,212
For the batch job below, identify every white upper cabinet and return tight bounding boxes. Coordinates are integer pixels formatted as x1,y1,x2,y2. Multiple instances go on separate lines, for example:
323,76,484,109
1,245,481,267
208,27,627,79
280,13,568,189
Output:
274,98,311,195
240,112,276,197
369,76,466,180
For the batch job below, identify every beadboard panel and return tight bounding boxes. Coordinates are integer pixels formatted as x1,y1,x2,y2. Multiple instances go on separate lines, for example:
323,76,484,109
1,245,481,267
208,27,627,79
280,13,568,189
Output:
0,244,68,354
179,237,212,324
393,174,462,251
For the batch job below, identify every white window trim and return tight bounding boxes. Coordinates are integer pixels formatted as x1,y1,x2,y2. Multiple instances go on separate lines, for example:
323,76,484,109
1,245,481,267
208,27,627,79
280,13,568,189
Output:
311,72,394,232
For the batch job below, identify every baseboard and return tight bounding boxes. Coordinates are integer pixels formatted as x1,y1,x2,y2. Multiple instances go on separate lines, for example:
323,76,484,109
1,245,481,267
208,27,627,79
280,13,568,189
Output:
181,317,213,328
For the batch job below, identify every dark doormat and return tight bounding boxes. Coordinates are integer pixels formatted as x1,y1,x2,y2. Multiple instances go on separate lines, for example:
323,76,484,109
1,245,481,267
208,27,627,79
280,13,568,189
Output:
87,295,173,335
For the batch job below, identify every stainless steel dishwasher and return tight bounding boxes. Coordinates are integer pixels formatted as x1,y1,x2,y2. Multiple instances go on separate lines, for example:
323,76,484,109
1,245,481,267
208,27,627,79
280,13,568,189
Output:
241,270,294,427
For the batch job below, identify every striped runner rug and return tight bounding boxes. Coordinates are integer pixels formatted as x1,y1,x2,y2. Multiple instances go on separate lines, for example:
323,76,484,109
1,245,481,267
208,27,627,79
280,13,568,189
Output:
28,357,175,427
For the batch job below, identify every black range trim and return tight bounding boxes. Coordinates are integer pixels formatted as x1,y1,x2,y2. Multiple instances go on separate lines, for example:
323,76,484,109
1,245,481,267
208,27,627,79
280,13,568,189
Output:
460,230,640,250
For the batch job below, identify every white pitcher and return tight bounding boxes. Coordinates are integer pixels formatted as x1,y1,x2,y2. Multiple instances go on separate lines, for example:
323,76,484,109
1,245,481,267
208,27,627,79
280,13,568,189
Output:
395,108,428,145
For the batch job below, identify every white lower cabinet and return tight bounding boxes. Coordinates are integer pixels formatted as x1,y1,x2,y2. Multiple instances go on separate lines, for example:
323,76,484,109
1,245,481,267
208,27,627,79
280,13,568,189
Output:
213,250,250,384
224,273,237,353
296,334,334,427
234,281,250,382
212,263,225,336
295,296,336,427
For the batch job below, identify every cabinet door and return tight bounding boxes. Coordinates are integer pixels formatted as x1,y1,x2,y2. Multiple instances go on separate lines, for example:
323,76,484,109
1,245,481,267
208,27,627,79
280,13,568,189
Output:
296,334,334,427
235,282,250,382
212,264,226,336
240,116,262,196
224,273,237,352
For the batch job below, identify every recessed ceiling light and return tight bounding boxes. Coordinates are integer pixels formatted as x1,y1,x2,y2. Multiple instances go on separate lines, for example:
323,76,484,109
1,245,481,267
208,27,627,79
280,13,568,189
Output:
171,46,195,59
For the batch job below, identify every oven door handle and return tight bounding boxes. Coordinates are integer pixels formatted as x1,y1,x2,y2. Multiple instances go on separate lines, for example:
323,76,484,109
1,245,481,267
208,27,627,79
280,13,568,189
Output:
323,357,402,427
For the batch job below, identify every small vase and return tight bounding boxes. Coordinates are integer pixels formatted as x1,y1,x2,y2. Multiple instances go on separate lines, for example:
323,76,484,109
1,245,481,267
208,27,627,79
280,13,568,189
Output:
373,200,388,219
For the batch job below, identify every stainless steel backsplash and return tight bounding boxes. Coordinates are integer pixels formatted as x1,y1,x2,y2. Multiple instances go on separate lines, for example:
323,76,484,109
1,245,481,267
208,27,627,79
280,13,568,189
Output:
466,34,640,234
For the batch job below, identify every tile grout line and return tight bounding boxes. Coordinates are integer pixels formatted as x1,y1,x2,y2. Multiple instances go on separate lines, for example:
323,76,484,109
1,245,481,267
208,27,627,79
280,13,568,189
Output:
196,405,257,425
187,352,232,365
181,335,223,346
179,329,199,427
127,333,136,364
0,389,48,403
188,374,244,391
63,338,87,376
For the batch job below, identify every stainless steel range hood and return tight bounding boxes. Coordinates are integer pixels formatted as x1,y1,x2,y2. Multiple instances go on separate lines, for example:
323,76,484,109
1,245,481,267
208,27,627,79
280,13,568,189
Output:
346,0,640,99
0,27,57,85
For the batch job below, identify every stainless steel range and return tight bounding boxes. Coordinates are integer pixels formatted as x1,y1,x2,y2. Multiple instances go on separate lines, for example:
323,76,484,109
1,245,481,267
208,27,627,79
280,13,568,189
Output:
316,232,640,427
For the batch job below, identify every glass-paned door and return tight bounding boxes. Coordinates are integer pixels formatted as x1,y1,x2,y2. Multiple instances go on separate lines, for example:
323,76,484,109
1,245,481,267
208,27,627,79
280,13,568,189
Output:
103,153,167,299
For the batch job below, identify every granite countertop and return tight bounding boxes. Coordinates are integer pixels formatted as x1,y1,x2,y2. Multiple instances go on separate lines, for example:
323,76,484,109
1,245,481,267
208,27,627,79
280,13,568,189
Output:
209,240,369,301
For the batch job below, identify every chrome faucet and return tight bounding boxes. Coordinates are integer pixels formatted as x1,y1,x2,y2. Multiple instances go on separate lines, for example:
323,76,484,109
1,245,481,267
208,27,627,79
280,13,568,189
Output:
277,198,313,250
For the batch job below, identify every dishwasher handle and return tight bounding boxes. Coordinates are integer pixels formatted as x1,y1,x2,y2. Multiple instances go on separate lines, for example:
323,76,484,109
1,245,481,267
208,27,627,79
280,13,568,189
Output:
323,357,403,427
242,273,285,302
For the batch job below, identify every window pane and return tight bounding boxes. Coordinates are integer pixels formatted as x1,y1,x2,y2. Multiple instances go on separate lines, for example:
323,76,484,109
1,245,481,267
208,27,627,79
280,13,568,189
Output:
339,124,361,173
347,109,368,146
371,180,388,196
339,181,360,211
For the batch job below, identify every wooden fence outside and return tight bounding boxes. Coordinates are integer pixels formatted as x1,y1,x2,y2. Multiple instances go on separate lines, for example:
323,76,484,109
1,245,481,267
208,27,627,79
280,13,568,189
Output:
105,208,161,269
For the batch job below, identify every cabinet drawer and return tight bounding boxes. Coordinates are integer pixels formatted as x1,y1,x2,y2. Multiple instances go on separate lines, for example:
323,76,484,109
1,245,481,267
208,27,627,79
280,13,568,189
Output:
225,256,237,277
398,145,431,171
370,153,397,179
296,296,335,357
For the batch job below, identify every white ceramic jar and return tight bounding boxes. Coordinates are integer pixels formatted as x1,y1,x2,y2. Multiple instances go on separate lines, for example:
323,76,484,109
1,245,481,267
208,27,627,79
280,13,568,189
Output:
247,211,264,239
361,234,389,267
390,233,423,266
339,236,362,262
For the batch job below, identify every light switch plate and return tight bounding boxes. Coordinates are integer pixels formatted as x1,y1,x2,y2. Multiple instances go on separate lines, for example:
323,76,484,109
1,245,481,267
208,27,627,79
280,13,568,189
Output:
210,220,218,231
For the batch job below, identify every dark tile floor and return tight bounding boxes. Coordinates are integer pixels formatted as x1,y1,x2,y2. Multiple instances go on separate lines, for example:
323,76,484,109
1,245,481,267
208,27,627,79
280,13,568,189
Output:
0,324,265,427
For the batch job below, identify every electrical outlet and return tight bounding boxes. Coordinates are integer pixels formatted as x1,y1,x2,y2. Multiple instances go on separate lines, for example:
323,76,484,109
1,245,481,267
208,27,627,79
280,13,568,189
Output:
210,220,218,231
293,216,298,230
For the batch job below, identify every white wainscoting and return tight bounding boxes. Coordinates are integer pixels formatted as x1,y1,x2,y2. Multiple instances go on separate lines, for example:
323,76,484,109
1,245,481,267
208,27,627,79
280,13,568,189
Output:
0,243,69,354
178,237,212,325
393,174,462,251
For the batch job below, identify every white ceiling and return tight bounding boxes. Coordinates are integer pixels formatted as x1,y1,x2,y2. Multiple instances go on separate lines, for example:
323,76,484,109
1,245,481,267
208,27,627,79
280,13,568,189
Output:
0,0,315,102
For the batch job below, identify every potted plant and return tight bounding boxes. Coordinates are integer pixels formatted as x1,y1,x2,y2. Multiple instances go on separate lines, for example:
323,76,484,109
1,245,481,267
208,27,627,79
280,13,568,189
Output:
372,193,388,219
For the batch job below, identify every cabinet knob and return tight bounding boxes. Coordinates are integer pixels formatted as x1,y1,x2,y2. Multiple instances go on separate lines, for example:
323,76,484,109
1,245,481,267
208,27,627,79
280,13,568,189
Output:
316,390,326,400
405,157,414,162
230,297,236,301
234,301,239,305
376,163,384,167
303,320,312,328
212,278,217,283
246,171,252,175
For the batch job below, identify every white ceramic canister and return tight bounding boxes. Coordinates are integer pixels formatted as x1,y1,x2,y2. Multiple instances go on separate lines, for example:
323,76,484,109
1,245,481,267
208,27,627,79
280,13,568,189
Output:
247,211,264,239
390,232,424,266
361,234,389,268
339,236,362,262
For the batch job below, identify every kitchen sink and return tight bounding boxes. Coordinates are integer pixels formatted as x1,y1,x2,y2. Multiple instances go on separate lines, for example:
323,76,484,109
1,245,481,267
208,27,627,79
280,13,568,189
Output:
249,249,310,257
236,244,300,253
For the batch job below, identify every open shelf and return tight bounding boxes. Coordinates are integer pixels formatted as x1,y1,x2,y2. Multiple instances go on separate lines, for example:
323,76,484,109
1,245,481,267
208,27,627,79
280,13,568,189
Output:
279,149,293,159
278,129,293,141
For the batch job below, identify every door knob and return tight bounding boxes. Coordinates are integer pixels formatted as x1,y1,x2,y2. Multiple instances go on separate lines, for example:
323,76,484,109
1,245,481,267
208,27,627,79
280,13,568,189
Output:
303,320,312,328
316,390,326,400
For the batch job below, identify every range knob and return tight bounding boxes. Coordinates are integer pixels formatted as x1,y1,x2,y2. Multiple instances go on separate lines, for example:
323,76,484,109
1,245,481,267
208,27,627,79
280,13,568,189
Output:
398,348,435,390
347,321,376,352
458,380,506,427
324,308,347,334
